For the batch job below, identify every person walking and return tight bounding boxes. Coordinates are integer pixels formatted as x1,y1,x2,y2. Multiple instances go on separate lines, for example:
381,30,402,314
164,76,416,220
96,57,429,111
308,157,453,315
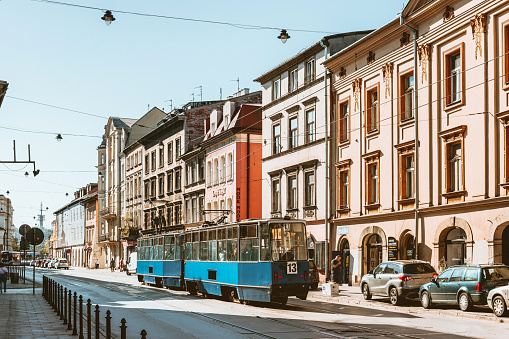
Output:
110,258,115,272
119,258,124,272
0,263,9,293
331,255,342,284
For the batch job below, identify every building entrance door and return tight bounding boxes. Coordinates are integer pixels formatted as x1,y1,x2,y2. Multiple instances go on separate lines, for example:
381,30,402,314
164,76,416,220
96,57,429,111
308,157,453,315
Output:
445,227,466,267
366,234,382,273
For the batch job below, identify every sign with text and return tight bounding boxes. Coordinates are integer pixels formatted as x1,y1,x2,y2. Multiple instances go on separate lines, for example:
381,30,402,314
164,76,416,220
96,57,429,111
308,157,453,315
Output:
388,237,398,261
337,226,349,235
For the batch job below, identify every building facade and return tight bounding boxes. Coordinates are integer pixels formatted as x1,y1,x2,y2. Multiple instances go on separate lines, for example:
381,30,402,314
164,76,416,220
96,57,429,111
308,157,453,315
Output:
323,0,509,285
0,194,15,252
254,32,371,277
83,184,98,268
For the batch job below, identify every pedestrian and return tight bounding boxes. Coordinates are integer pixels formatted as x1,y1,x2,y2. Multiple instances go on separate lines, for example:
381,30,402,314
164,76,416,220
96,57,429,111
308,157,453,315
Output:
119,258,124,272
110,258,115,272
0,263,9,293
331,255,342,284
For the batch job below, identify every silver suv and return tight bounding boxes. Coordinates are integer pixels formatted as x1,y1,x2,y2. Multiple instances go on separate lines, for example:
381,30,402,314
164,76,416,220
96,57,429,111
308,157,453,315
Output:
361,260,437,305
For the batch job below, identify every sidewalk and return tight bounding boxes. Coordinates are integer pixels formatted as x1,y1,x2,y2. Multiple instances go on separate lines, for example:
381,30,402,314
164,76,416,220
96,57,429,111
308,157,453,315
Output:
308,284,502,322
0,278,74,339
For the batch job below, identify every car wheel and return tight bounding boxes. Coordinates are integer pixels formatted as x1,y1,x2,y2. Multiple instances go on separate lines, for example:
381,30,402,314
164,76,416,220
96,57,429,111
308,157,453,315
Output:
420,291,433,309
389,287,400,306
492,296,508,317
126,271,131,276
458,292,472,312
362,283,372,300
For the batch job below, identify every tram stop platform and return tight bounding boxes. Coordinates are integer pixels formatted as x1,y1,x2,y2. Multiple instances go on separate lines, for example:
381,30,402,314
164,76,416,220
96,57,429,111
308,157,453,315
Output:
0,279,74,339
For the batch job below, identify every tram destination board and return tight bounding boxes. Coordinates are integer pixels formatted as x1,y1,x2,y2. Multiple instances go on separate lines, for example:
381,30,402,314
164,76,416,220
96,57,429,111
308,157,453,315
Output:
388,237,398,261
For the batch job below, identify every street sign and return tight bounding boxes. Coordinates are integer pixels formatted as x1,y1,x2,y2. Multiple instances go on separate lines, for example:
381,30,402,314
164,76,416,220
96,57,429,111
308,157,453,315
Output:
19,224,31,236
66,249,71,254
87,247,92,253
20,236,30,251
27,228,44,246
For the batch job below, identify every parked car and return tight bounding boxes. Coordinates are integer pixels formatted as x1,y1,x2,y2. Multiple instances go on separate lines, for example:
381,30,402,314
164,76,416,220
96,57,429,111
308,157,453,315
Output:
308,260,319,290
361,260,437,305
486,271,509,317
420,264,509,311
55,258,69,270
125,252,137,276
49,259,58,269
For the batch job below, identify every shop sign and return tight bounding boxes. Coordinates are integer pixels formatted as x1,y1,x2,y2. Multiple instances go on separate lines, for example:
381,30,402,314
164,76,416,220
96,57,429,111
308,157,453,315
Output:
337,226,349,235
388,237,398,261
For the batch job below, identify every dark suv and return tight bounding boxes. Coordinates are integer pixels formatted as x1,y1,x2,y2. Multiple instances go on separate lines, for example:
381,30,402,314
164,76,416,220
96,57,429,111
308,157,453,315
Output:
419,264,509,311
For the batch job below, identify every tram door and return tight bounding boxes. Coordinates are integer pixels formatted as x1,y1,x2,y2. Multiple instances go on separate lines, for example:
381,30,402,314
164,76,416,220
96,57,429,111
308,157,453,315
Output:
367,234,382,273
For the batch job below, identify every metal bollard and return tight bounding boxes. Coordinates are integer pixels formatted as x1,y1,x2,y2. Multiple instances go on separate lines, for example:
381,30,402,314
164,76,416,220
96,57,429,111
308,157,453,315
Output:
73,292,78,335
95,305,100,339
68,290,73,330
56,283,60,317
87,299,91,339
105,310,111,339
79,295,84,339
120,318,127,339
64,287,68,325
60,285,64,320
140,329,148,339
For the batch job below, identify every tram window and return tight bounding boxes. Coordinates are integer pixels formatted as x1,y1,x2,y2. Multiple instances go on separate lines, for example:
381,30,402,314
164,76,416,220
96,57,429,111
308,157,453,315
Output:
218,239,227,261
240,224,257,238
200,231,208,261
156,237,163,260
227,239,238,261
185,233,192,260
192,232,200,261
209,240,217,261
270,223,307,261
228,226,238,239
175,236,182,260
240,224,259,261
218,228,226,240
260,223,270,261
209,229,216,241
164,236,175,260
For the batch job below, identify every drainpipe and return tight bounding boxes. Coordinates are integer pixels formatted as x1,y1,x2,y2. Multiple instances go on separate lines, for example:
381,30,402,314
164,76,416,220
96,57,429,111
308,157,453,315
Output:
117,131,122,263
400,14,419,259
247,133,250,218
320,38,330,280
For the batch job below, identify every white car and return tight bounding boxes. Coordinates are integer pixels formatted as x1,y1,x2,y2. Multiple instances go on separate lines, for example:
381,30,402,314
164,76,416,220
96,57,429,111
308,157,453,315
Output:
488,285,509,317
54,258,70,270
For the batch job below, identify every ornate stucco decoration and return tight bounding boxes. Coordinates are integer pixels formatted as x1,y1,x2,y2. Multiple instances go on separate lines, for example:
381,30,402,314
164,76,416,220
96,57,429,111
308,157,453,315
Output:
418,44,430,84
352,78,362,111
443,6,454,22
338,67,346,79
382,62,393,99
470,14,486,60
367,51,376,64
400,32,410,47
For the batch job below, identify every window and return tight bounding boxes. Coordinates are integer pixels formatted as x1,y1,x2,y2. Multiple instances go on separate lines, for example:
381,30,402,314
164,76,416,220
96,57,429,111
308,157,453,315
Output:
167,172,173,193
186,163,191,186
145,155,149,174
175,137,181,158
287,175,298,209
271,178,280,212
226,198,232,222
211,122,216,134
447,52,462,104
403,154,415,198
227,153,233,180
220,156,226,183
151,151,156,171
336,162,350,210
363,152,380,207
158,176,164,196
289,68,298,92
175,168,181,191
448,143,462,192
167,142,173,164
150,178,156,198
306,59,315,84
273,124,281,154
159,147,164,167
305,109,315,143
304,171,315,206
174,204,181,224
289,116,298,149
272,78,281,100
214,158,219,185
338,100,349,143
199,197,204,221
366,86,379,133
207,161,212,186
224,114,230,127
192,160,197,183
400,73,414,121
198,157,204,181
367,163,378,204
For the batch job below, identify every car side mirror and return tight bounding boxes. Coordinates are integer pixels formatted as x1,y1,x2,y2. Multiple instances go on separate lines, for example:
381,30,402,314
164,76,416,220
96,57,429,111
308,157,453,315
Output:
431,277,437,283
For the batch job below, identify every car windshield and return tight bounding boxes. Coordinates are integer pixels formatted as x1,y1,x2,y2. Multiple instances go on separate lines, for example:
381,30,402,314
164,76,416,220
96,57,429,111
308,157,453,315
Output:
403,263,436,274
483,266,509,281
60,260,67,263
270,222,307,261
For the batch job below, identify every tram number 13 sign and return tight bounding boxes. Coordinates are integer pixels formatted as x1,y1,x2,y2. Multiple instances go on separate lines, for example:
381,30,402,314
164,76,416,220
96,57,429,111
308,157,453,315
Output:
287,261,298,274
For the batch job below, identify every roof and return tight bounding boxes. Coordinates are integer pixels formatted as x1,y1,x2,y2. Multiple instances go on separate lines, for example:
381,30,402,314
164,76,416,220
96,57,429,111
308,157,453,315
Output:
0,81,8,109
402,0,434,17
124,107,167,149
253,31,373,83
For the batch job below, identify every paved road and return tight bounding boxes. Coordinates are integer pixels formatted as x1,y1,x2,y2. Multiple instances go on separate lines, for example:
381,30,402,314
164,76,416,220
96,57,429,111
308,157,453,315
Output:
34,267,509,338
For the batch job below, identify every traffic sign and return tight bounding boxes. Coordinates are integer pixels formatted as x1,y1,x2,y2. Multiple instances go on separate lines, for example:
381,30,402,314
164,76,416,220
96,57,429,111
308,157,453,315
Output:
20,236,30,251
87,247,93,253
26,227,44,246
66,249,71,254
19,224,31,236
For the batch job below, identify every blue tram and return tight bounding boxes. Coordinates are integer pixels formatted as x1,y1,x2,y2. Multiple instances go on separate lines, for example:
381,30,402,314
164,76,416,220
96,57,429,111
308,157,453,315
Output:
136,218,309,304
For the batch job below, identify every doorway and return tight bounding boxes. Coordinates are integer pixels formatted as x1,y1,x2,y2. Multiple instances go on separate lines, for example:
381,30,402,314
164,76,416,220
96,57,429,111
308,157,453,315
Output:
445,227,466,267
366,234,382,272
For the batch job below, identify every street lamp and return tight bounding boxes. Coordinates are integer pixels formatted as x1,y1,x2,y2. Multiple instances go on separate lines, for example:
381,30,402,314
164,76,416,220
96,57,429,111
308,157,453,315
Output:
24,171,29,177
56,134,63,142
101,10,116,26
277,29,290,44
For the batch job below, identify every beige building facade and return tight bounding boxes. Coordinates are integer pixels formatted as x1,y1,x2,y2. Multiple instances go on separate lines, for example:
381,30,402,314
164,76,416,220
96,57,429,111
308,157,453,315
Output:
324,0,509,285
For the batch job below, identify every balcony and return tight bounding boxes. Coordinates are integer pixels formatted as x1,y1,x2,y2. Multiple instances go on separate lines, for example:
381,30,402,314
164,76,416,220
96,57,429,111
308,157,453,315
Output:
99,207,116,220
99,232,116,242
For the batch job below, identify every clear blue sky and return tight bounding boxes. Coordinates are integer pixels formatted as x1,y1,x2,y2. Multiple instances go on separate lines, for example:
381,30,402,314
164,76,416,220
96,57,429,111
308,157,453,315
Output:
0,0,405,229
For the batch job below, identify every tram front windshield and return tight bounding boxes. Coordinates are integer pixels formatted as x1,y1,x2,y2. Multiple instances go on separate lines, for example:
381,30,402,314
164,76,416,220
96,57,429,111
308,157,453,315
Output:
270,223,307,261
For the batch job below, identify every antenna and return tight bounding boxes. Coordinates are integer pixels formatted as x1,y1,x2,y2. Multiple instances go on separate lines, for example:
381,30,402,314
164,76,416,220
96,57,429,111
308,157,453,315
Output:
195,86,203,102
164,99,173,111
191,93,195,102
148,104,150,111
230,78,240,92
220,88,222,100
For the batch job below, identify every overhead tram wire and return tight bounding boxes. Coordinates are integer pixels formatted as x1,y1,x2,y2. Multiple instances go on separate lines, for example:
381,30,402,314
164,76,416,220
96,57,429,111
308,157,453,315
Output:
31,0,338,34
